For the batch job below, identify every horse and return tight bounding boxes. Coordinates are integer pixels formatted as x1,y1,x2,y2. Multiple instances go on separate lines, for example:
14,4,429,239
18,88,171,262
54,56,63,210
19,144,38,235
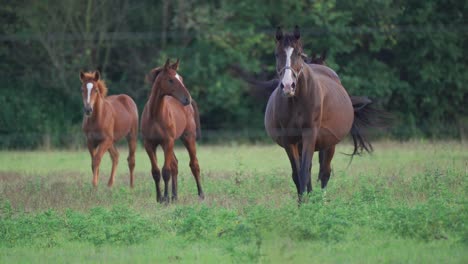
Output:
264,26,381,201
141,59,204,203
79,71,139,188
304,50,327,65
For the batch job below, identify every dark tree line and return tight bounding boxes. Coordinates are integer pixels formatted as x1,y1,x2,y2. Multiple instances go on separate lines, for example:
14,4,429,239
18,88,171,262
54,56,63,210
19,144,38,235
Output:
0,0,467,148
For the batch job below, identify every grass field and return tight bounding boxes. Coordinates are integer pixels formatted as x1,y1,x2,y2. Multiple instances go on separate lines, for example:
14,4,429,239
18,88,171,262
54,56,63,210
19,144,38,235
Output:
0,141,467,263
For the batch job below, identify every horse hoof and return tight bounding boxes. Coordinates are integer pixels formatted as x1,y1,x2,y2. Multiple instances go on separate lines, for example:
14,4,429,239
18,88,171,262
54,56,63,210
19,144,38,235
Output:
199,193,205,201
158,197,170,205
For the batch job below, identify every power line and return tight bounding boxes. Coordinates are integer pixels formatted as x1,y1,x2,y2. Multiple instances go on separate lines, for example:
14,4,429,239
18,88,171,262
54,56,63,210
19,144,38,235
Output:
1,25,467,42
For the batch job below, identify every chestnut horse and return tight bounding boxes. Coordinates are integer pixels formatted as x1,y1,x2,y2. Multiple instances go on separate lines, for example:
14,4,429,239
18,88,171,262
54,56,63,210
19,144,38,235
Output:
141,59,204,203
80,71,138,188
265,26,380,201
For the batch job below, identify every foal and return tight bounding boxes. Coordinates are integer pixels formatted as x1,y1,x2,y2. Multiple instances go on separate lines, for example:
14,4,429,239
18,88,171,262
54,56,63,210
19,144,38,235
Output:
141,59,204,203
80,71,138,188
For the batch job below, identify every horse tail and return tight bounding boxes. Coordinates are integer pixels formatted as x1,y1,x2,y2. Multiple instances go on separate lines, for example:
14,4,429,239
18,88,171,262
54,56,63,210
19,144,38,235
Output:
191,99,202,141
349,96,388,156
229,64,279,98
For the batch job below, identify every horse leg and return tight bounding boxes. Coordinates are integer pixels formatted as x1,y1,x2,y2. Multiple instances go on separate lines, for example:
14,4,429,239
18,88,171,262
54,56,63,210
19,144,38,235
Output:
171,154,179,201
299,132,317,201
318,145,335,188
161,141,175,203
107,144,119,187
92,139,113,187
299,143,312,193
181,135,204,200
144,141,162,202
285,144,300,196
87,140,97,185
126,134,137,188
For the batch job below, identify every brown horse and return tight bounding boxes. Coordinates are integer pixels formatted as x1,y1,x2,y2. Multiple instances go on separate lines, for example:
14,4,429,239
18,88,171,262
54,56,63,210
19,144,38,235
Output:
141,59,204,203
80,71,138,188
265,26,379,201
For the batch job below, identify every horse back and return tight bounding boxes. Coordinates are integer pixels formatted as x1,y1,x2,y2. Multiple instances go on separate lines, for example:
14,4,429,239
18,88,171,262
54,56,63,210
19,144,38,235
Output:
308,64,341,83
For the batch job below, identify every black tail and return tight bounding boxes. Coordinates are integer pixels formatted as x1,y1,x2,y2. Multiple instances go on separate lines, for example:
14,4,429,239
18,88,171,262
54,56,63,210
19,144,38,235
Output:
349,96,390,156
191,99,202,141
229,64,279,99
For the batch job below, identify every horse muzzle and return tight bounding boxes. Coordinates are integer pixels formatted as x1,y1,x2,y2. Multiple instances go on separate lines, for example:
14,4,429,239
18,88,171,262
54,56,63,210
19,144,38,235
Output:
182,97,191,106
84,106,93,116
281,83,296,97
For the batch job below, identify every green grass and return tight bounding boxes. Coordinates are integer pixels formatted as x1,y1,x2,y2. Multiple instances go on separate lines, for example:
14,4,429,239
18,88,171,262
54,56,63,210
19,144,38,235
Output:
0,141,467,263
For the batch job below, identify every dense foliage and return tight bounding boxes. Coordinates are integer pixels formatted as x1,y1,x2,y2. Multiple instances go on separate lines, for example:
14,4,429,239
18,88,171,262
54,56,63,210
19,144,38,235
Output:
0,0,467,148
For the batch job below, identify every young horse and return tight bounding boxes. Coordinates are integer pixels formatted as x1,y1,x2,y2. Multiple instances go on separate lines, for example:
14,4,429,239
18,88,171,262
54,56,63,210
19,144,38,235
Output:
80,71,138,188
265,26,377,201
141,59,204,203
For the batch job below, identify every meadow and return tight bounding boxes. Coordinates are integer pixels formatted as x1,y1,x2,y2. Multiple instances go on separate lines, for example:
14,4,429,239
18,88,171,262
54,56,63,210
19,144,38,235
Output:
0,141,467,263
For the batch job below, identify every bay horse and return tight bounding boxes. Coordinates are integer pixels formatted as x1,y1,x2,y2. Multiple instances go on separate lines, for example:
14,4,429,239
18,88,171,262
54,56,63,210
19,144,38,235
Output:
141,59,204,203
265,26,379,201
80,71,138,188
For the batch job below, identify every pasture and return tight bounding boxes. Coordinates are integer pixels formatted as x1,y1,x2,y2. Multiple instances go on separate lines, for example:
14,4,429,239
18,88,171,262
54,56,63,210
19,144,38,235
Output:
0,141,467,263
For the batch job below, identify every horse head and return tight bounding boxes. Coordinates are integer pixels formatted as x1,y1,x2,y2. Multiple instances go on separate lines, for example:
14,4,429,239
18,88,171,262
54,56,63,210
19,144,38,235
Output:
275,25,305,97
79,70,107,116
149,59,191,106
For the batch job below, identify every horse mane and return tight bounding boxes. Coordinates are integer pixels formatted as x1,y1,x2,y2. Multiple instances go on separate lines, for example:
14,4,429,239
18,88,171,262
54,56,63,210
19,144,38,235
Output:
96,80,108,97
82,71,108,97
146,67,164,85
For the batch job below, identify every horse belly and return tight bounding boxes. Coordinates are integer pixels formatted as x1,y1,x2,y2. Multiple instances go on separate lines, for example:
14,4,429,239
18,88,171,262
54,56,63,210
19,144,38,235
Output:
318,93,354,148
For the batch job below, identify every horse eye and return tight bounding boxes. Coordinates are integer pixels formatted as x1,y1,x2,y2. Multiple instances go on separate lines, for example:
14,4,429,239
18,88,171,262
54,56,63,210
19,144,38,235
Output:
169,79,174,83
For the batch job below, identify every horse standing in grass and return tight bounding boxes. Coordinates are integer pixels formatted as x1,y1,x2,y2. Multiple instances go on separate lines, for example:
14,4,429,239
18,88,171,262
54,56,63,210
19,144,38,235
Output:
265,26,381,201
141,59,204,203
80,71,138,188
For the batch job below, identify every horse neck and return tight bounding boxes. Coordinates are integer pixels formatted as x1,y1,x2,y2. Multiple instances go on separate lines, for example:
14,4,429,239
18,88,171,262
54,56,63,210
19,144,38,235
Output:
148,84,165,118
298,63,317,98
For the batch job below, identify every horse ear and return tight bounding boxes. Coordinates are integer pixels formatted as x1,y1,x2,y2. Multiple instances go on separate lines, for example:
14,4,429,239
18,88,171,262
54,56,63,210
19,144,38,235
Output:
171,58,180,70
164,58,171,70
94,71,100,81
79,71,85,82
321,50,327,61
294,25,300,40
275,26,283,41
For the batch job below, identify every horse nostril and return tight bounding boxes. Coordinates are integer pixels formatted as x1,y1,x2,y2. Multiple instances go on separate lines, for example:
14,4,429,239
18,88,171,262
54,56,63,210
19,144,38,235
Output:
292,82,296,89
280,83,284,89
84,107,93,115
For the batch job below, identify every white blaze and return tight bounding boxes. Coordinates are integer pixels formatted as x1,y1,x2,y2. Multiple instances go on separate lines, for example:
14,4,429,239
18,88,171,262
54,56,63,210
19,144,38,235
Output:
282,47,294,88
175,73,182,83
86,83,93,103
